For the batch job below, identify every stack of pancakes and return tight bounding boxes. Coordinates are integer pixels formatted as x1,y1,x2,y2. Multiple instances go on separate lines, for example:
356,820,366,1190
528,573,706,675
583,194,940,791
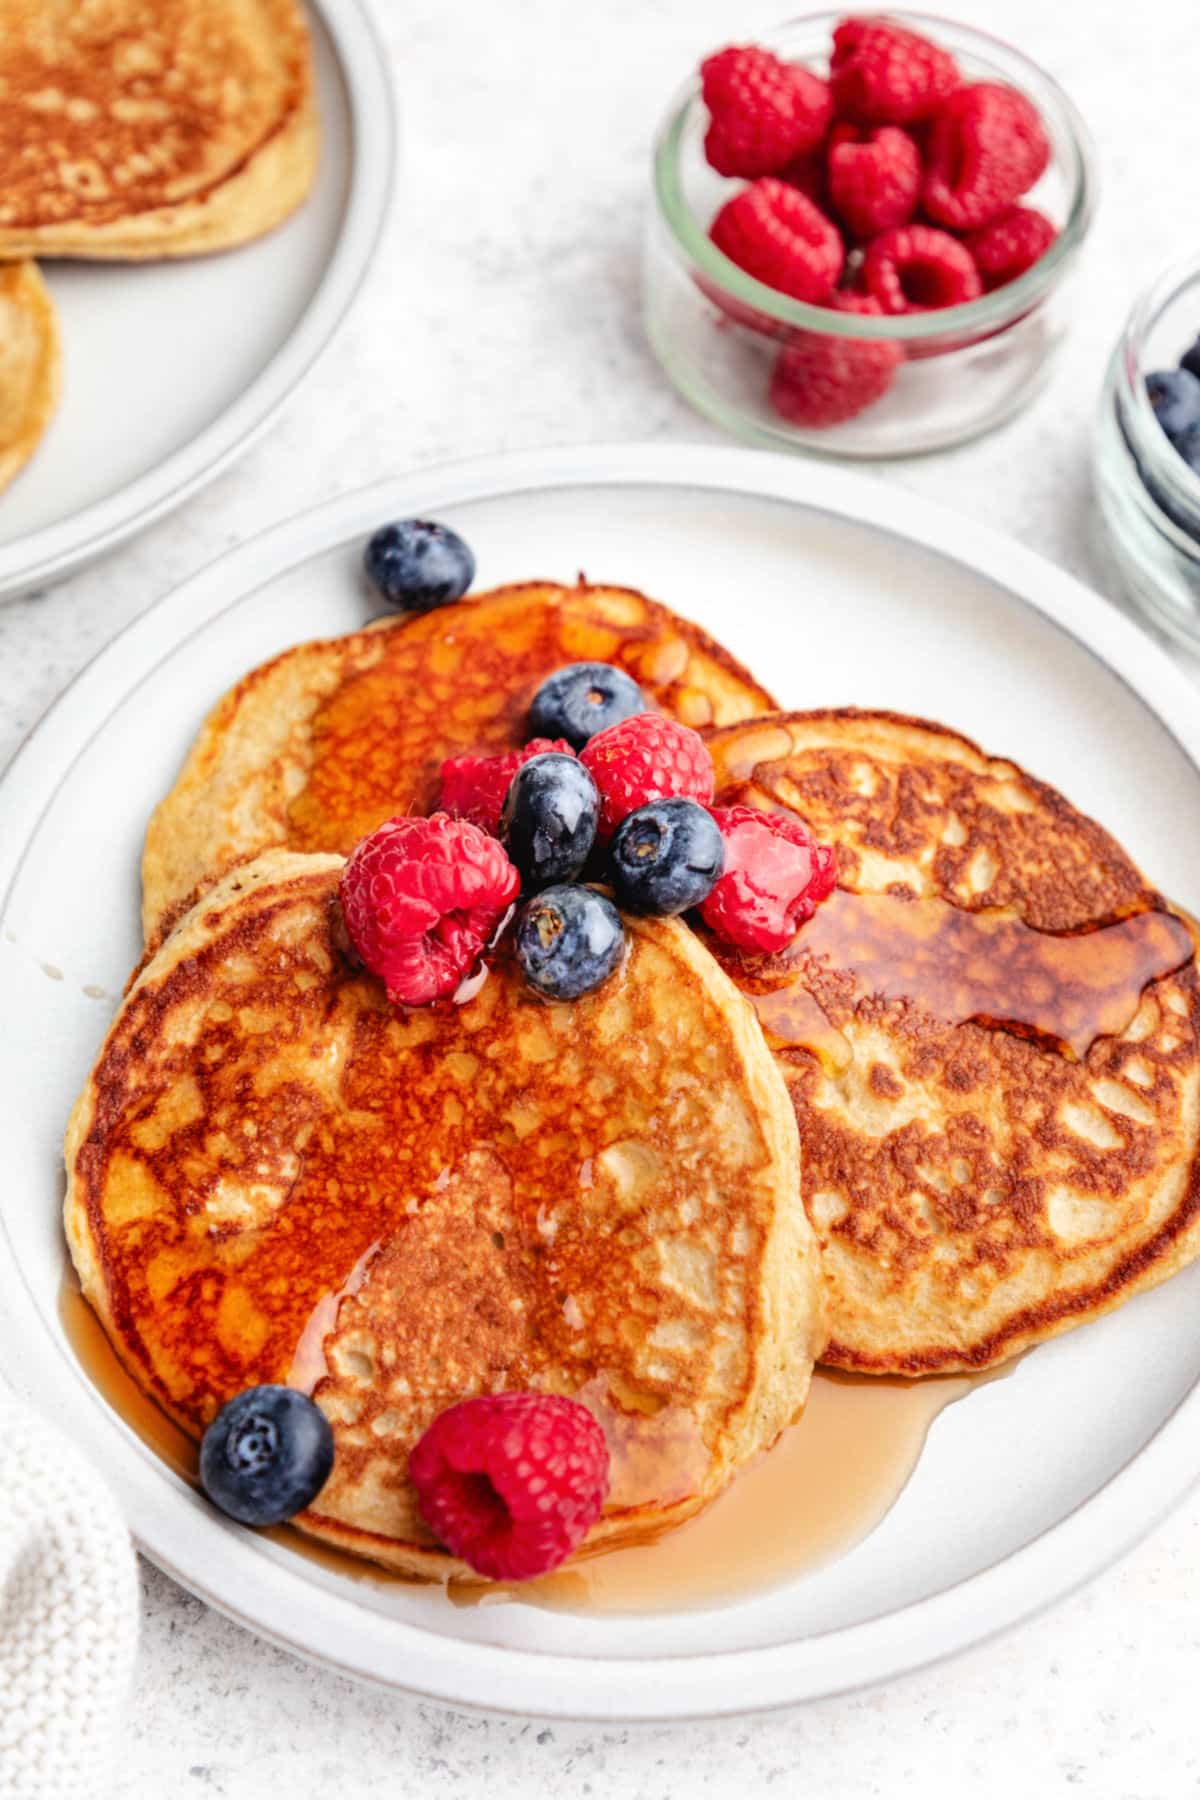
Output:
0,0,319,491
66,579,1200,1578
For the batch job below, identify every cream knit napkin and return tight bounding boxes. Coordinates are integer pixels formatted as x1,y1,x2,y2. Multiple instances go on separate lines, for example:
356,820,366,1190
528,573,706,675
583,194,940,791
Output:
0,1385,138,1799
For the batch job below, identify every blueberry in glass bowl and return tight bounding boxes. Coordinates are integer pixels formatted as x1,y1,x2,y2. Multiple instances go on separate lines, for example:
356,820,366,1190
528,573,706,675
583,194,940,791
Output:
1095,255,1200,650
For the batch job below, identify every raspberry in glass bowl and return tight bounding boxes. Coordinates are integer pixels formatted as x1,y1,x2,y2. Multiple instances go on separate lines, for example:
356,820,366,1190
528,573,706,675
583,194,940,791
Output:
643,12,1095,458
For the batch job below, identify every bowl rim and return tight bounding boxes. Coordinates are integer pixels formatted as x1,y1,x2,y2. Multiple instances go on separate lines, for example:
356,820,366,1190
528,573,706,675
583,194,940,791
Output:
652,7,1098,343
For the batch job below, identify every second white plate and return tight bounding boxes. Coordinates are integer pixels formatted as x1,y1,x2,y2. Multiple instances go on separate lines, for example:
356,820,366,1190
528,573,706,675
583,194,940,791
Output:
0,0,396,600
4,445,1200,1718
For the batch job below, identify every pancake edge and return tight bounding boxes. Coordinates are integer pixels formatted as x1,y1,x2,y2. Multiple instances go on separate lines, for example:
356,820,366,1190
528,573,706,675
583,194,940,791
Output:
0,261,62,495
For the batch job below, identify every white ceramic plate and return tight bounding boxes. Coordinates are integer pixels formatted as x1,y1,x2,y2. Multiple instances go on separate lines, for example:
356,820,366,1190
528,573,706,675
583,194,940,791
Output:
0,0,395,601
5,444,1200,1720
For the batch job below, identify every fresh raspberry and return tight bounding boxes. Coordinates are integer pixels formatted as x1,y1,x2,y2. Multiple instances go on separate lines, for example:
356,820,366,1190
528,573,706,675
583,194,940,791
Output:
778,144,829,210
963,205,1057,290
768,293,902,428
701,45,833,178
863,223,982,313
830,18,959,125
701,806,837,953
439,738,573,836
409,1393,609,1581
580,714,715,844
922,83,1050,232
339,813,519,1006
710,178,844,305
826,124,920,238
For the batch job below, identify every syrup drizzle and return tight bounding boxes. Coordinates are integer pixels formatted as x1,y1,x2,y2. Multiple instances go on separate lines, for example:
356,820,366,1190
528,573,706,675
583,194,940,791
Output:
58,1272,977,1615
449,1371,973,1614
58,1279,198,1483
575,1375,712,1510
288,1240,381,1396
733,889,1194,1064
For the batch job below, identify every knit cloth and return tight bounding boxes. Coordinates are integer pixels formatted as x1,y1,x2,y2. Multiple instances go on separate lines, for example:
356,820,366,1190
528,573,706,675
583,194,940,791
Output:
0,1385,138,1799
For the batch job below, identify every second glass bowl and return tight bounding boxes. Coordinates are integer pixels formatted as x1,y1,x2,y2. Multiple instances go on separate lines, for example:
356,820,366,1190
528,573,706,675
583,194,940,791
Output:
643,12,1096,459
1096,255,1200,652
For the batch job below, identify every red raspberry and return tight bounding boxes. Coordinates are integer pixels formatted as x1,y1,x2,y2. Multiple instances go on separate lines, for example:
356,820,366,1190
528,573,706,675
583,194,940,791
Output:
963,206,1057,290
701,806,837,953
701,45,833,178
710,178,844,305
439,738,573,836
922,83,1051,232
827,124,920,239
778,144,829,210
830,18,959,125
863,223,982,314
339,813,519,1006
409,1393,609,1581
580,713,714,843
768,293,902,428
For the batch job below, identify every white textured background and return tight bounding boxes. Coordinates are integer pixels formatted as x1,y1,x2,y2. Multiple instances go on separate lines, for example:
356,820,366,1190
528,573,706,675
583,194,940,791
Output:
3,0,1200,1793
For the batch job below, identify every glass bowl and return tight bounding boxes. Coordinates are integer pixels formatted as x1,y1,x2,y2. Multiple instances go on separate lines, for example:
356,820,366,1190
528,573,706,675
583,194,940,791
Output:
643,11,1096,459
1095,256,1200,651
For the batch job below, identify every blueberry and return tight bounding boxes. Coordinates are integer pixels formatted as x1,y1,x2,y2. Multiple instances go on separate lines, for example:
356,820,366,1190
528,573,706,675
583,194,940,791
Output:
500,754,599,890
1181,336,1200,383
1121,396,1200,540
1145,369,1200,442
200,1385,334,1527
528,662,646,750
515,885,626,1001
1174,422,1200,478
610,799,725,916
363,519,474,612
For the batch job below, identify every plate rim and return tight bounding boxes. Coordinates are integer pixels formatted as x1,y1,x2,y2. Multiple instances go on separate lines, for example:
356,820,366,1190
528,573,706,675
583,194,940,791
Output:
0,0,397,601
4,441,1200,1720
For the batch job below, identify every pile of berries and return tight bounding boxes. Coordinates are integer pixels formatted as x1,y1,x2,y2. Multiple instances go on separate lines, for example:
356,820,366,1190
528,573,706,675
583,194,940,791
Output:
338,655,838,1009
700,18,1057,428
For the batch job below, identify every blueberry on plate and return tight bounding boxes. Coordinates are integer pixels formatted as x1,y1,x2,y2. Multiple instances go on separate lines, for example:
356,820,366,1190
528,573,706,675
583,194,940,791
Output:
528,662,646,750
610,799,725,916
363,519,475,612
1181,336,1200,384
1145,369,1200,442
200,1385,334,1527
515,885,626,1001
500,753,599,889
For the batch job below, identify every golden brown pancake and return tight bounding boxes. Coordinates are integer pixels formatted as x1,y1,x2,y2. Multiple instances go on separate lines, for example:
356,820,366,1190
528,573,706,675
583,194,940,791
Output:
0,261,60,493
65,851,822,1577
0,0,316,260
707,708,1200,1375
141,581,778,946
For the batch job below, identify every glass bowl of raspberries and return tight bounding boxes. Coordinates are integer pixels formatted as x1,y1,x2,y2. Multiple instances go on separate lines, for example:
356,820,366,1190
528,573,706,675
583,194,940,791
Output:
1095,255,1200,651
644,12,1095,457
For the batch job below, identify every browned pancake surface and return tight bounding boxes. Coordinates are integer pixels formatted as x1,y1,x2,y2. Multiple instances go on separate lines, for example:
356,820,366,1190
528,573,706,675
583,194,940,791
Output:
0,0,309,229
708,709,1200,1374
